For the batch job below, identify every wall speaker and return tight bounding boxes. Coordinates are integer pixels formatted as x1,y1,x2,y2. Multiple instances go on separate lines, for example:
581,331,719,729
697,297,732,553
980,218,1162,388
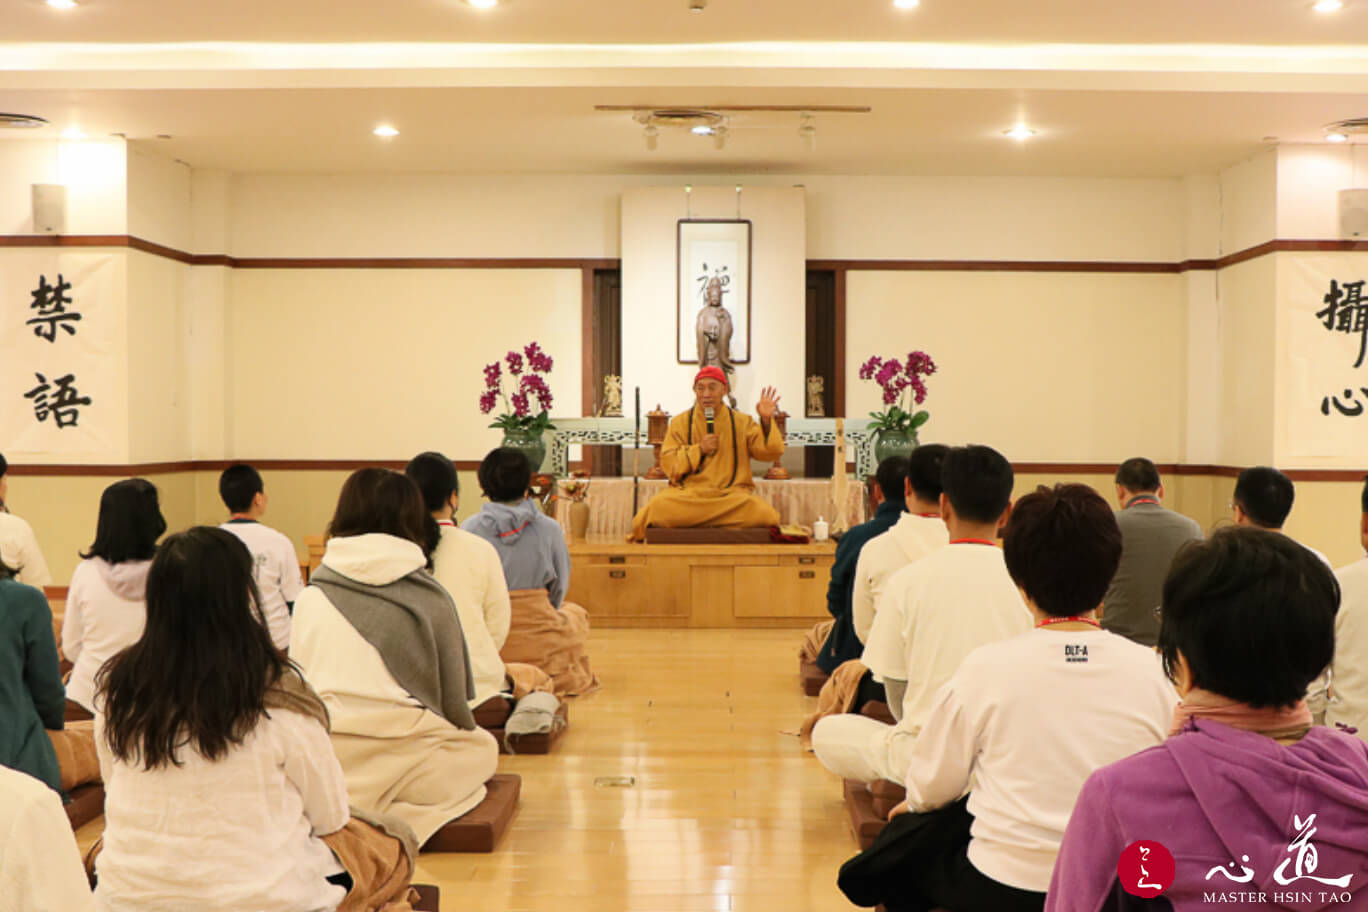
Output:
32,184,67,235
1340,188,1368,239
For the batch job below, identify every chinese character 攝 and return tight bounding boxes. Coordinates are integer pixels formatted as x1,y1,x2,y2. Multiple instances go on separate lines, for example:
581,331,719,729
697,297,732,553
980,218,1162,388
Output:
1315,279,1368,368
25,274,81,343
24,372,92,429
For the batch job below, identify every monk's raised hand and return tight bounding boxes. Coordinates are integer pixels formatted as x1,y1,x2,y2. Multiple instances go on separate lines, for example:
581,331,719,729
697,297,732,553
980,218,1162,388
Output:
756,386,781,419
700,433,720,455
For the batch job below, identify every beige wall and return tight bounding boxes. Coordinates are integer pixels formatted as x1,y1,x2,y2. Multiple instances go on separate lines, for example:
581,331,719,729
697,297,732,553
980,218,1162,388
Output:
226,267,582,460
845,270,1187,462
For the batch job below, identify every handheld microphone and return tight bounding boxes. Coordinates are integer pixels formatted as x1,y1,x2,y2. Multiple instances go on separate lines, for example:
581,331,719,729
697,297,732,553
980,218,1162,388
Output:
704,407,716,435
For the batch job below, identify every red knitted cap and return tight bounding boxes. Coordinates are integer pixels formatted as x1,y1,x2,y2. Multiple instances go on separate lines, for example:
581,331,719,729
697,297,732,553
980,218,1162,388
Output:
694,366,728,388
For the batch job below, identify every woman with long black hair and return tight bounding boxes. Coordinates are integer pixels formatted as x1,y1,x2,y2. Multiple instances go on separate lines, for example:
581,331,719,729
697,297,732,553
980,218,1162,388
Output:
93,526,419,911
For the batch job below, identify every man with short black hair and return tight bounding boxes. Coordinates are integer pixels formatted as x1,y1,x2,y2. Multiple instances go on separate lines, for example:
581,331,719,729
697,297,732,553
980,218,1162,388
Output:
812,445,1031,784
218,463,304,650
1328,475,1368,742
851,445,950,652
814,454,915,674
0,453,52,588
1102,457,1202,647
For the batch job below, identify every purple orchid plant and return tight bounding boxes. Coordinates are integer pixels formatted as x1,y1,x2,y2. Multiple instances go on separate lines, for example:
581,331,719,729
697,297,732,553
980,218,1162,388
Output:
480,342,557,434
858,350,937,435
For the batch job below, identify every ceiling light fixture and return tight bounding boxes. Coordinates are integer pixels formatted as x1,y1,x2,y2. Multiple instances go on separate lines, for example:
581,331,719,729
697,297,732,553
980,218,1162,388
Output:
467,0,500,7
1004,125,1037,140
893,0,920,8
1327,132,1350,143
61,127,87,140
0,113,48,129
713,126,728,151
691,125,715,136
689,0,707,11
45,0,78,9
644,124,659,151
373,124,399,138
1313,0,1343,11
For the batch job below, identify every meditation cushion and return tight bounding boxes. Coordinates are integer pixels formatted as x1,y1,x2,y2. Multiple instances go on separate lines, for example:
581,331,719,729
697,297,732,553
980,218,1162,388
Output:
64,783,104,830
800,658,830,697
472,696,513,730
870,779,906,821
858,700,896,725
842,779,887,851
644,527,774,545
489,701,569,755
420,774,520,853
410,884,441,911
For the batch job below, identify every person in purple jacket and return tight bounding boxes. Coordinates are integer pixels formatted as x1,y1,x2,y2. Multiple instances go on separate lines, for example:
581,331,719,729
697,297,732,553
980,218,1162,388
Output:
1048,527,1368,912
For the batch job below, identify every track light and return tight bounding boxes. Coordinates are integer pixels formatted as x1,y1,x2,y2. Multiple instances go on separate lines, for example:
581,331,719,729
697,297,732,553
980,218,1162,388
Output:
644,124,659,151
713,126,728,150
799,113,817,152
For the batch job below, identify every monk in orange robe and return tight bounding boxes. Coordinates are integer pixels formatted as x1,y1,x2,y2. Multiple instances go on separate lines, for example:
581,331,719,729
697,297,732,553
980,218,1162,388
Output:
630,367,785,541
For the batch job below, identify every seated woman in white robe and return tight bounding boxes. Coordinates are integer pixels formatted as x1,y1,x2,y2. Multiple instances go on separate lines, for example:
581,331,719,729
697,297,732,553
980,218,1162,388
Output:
291,469,499,845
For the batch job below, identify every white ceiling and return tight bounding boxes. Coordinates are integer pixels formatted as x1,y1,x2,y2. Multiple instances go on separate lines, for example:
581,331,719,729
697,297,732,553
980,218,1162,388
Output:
7,0,1368,46
2,0,1368,176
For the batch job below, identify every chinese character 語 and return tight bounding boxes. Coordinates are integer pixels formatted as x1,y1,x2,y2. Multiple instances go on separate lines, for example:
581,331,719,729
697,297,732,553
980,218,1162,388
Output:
24,372,92,429
1315,279,1368,368
25,274,82,343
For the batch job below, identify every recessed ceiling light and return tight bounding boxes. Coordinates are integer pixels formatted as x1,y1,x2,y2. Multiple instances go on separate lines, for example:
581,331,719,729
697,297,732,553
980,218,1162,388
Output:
1003,125,1037,140
373,124,399,138
893,0,920,8
61,127,86,140
45,0,78,9
1313,0,1343,11
691,125,715,136
1327,132,1350,143
466,0,499,7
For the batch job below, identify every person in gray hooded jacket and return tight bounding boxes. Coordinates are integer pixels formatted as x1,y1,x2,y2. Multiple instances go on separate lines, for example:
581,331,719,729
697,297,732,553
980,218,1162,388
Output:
462,449,598,696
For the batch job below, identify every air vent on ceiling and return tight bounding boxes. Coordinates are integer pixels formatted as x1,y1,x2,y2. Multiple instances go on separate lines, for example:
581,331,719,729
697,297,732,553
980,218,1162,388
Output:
0,113,48,129
1327,117,1368,136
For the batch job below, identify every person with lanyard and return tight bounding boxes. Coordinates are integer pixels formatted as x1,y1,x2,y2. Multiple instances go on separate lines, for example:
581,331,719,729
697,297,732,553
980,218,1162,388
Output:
811,445,1032,785
1049,527,1368,910
629,367,785,541
837,484,1176,912
1101,457,1203,648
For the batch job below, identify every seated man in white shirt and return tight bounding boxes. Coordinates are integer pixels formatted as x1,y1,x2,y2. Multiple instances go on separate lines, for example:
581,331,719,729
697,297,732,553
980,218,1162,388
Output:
836,484,1176,912
0,453,53,588
1231,465,1333,716
850,444,950,653
812,445,1031,784
218,464,305,651
1328,475,1368,741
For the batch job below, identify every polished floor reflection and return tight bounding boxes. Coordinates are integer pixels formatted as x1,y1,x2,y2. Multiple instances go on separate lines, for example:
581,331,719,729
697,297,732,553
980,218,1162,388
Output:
78,628,857,911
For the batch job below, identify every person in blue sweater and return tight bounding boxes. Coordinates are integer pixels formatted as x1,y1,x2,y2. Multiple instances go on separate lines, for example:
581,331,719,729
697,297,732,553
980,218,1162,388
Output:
816,455,912,674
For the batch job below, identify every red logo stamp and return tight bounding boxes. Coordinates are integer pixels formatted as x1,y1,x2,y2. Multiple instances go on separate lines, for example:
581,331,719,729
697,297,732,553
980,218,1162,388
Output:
1118,840,1176,897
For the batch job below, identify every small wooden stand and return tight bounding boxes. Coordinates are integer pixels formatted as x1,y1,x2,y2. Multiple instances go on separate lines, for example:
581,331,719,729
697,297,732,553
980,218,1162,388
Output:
645,406,669,480
764,411,791,480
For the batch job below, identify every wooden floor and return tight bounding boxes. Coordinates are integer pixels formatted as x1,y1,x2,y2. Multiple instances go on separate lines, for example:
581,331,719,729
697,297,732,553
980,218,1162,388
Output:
77,628,859,911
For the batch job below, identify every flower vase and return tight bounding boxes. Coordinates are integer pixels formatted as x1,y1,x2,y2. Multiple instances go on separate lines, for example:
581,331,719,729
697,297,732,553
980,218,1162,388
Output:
568,500,591,543
873,428,918,467
501,428,547,473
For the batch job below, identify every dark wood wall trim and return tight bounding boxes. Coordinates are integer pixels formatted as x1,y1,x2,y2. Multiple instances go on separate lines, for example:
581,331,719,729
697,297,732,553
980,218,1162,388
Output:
4,235,1366,274
3,459,1358,482
833,268,847,417
581,266,596,417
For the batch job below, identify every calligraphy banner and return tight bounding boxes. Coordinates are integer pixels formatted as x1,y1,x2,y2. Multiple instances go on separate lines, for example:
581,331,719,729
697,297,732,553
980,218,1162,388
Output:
1285,253,1368,463
0,252,118,456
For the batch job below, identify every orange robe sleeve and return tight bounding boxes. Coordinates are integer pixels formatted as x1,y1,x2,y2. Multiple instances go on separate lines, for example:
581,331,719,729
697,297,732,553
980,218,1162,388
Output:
659,413,704,484
745,414,786,463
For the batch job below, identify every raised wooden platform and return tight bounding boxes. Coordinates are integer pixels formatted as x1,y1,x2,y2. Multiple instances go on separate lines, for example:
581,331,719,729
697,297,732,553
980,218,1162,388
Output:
567,536,835,628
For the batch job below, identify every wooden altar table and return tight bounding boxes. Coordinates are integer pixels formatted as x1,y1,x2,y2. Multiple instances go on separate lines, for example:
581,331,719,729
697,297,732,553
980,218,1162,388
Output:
553,477,867,540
